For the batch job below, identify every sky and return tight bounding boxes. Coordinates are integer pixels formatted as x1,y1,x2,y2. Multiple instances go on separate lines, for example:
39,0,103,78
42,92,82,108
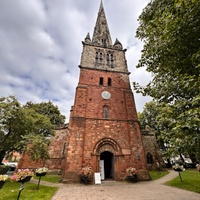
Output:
0,0,152,122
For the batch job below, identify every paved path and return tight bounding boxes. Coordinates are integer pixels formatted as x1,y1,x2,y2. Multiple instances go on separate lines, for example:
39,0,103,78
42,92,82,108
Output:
32,170,200,200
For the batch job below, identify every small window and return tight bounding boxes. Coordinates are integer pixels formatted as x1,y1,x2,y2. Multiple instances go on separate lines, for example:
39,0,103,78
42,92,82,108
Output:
111,54,114,61
146,153,153,164
100,53,103,62
106,53,115,68
95,52,98,63
111,54,114,68
108,78,112,86
103,106,109,119
99,77,103,85
107,54,109,60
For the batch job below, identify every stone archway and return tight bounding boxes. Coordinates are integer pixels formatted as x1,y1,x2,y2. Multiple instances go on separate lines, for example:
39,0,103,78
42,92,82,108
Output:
93,138,122,180
93,138,122,155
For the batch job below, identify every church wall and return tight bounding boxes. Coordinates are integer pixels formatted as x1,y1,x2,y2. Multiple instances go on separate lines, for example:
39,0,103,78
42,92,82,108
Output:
142,130,165,170
62,118,86,182
73,68,138,121
73,87,87,117
62,116,150,182
79,68,130,89
80,45,128,73
17,127,69,173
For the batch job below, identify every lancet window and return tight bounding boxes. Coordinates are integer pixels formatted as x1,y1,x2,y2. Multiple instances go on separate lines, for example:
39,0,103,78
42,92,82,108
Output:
108,78,112,86
103,106,109,119
99,77,104,85
95,51,103,64
106,53,115,68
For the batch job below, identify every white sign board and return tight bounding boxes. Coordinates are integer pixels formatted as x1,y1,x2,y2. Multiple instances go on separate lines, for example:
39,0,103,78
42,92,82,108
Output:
94,173,101,184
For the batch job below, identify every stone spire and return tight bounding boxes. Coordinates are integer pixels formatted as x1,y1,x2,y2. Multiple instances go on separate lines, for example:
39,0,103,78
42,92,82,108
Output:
92,0,112,47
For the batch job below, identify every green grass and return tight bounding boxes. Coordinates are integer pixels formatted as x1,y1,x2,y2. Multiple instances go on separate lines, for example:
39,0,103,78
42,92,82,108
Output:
165,170,200,193
149,170,169,180
0,180,57,200
34,175,61,183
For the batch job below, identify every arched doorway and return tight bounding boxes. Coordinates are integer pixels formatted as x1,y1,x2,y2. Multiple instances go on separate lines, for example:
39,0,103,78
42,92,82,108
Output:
100,151,114,180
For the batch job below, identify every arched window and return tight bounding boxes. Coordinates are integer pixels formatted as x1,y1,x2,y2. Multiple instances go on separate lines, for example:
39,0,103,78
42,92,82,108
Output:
95,52,98,63
111,54,113,59
95,51,103,64
107,53,110,64
111,54,114,68
106,53,115,68
103,106,109,119
100,53,103,63
146,153,154,164
99,77,103,85
108,78,112,86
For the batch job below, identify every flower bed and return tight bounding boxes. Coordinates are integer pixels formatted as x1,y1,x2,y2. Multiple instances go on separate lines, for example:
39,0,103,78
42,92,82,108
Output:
11,169,34,182
0,175,8,189
79,167,94,184
126,167,137,182
0,175,8,181
172,164,185,172
35,167,48,176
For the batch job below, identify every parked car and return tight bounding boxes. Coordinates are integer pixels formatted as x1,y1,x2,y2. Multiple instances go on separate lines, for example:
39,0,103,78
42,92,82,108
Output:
9,164,17,171
183,160,196,168
3,162,17,172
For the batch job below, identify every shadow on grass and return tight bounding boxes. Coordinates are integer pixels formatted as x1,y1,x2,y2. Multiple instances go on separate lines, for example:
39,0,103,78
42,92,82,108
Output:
0,180,57,200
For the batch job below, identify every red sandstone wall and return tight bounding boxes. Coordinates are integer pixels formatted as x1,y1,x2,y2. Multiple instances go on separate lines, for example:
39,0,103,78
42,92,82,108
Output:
62,66,150,182
73,68,138,121
18,127,69,172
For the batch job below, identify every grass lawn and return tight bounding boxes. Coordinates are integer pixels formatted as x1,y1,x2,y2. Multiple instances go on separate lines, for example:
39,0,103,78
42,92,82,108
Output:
165,169,200,193
0,179,57,200
34,174,61,183
149,170,169,180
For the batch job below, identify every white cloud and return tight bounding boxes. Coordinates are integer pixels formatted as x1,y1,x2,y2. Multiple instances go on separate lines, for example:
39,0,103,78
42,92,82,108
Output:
0,0,151,122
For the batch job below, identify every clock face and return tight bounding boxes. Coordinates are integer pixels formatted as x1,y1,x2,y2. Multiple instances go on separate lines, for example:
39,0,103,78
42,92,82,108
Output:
102,91,111,99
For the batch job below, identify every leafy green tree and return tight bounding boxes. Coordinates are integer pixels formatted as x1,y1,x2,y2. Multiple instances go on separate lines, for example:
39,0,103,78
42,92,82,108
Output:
0,96,54,163
138,101,160,130
138,101,169,151
135,0,200,160
19,134,51,161
134,0,200,100
24,101,65,126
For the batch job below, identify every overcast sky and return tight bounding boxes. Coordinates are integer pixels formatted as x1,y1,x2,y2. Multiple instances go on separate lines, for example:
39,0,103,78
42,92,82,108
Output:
0,0,151,121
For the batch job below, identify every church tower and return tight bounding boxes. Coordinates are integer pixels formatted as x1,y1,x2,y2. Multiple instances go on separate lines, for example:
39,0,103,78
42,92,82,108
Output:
62,1,150,182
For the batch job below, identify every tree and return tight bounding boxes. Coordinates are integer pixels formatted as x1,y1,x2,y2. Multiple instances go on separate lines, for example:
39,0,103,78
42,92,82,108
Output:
0,96,54,163
138,100,199,163
138,101,170,152
19,134,51,162
138,101,160,130
24,101,65,126
134,0,200,160
134,0,200,100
